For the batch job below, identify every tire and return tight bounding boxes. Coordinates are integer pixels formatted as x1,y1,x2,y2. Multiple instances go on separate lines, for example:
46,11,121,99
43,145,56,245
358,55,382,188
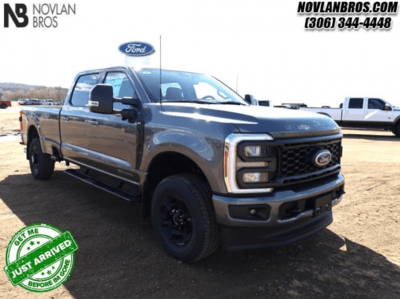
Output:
151,174,220,262
395,123,400,138
28,138,55,180
0,103,7,109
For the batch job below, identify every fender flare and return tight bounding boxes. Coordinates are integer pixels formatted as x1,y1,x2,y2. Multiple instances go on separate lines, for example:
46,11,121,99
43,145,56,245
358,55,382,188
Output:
394,115,400,126
141,131,225,193
25,123,42,159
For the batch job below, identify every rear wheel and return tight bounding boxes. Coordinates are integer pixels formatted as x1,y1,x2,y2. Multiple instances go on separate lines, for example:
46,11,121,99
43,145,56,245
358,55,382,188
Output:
395,123,400,138
0,103,7,109
151,174,220,262
29,138,55,180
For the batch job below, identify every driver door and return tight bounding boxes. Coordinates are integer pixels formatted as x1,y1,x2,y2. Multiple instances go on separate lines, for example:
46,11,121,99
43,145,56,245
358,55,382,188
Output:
85,71,141,182
364,98,394,123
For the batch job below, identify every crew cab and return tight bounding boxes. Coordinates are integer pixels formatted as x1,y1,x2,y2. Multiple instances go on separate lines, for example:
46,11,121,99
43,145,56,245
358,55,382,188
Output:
301,97,400,137
21,66,345,261
0,100,11,109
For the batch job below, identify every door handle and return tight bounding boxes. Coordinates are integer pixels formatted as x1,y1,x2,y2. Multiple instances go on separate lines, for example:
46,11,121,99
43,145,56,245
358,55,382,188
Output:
86,120,98,126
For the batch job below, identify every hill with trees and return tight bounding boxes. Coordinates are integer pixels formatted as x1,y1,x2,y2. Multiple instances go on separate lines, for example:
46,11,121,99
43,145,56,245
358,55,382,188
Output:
0,82,68,102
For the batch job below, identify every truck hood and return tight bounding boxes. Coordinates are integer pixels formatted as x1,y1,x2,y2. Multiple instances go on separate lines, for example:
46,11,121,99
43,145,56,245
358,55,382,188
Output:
161,103,341,139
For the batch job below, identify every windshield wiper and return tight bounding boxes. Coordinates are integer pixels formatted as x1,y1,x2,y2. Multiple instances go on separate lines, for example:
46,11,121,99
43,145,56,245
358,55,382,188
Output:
215,101,246,106
162,100,211,104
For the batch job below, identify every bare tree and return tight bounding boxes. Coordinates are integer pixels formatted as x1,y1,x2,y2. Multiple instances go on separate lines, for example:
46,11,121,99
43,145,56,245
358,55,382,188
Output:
3,87,68,102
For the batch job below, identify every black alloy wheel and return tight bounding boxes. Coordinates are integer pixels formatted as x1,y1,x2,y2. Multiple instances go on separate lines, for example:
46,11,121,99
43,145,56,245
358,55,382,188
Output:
160,194,193,246
151,174,220,262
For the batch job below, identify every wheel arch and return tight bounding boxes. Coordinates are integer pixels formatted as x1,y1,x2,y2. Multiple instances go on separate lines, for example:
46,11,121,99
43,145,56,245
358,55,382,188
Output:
26,125,40,159
394,116,400,136
394,115,400,127
142,150,217,217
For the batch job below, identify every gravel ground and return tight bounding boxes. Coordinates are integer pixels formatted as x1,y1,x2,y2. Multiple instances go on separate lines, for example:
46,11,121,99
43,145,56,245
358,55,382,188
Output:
1,108,400,298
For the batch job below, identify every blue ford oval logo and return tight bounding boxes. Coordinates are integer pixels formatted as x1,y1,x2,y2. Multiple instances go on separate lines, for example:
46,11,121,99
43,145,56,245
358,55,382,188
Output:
118,42,155,56
312,150,332,167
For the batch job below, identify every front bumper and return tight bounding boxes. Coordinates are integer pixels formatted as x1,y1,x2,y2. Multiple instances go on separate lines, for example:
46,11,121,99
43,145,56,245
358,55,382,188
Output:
212,173,344,250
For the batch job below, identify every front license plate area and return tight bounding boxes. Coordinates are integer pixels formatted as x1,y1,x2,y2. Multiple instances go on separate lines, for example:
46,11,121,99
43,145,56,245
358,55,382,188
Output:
314,194,332,217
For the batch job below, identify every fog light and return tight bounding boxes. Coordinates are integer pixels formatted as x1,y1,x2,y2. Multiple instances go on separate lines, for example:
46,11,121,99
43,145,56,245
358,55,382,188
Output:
243,172,268,183
244,146,261,157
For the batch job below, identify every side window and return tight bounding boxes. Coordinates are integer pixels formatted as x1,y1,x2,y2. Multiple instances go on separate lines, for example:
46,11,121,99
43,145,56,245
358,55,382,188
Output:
368,98,385,110
348,98,364,109
104,72,137,110
70,74,100,107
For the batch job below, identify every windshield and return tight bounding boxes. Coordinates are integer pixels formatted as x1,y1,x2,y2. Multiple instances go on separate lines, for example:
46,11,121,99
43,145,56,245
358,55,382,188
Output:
386,100,399,108
384,99,394,107
134,68,248,105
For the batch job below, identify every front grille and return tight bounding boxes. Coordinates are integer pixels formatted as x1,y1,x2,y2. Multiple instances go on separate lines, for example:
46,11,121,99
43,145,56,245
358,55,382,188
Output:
278,139,340,178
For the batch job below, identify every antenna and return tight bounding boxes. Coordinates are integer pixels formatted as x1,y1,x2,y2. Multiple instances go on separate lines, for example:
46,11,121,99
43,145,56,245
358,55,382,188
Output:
236,73,239,93
159,35,162,105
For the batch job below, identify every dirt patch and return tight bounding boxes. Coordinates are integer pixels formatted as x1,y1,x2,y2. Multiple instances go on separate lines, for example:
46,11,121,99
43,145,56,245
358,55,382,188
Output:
0,104,20,134
0,113,400,298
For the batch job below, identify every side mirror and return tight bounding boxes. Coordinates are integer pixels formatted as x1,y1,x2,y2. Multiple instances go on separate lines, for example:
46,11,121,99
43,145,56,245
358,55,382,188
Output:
244,94,257,105
118,97,140,108
89,84,114,114
384,105,392,111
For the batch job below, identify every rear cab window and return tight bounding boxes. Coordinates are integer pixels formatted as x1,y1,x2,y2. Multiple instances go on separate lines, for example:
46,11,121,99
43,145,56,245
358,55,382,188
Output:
348,98,364,109
70,74,100,107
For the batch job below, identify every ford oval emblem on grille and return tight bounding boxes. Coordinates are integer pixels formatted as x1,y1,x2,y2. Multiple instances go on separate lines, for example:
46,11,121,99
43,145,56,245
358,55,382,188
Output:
313,150,332,167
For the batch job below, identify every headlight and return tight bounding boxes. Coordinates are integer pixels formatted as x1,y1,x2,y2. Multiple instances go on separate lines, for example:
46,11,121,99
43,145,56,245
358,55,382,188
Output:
224,134,276,194
244,146,261,157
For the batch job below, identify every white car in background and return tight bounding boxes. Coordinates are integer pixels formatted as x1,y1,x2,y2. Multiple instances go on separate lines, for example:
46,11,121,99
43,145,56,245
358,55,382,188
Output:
41,99,54,105
300,97,400,137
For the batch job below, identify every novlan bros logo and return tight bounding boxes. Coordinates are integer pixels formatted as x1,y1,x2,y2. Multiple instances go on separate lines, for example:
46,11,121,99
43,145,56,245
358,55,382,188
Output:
3,3,76,28
4,4,28,27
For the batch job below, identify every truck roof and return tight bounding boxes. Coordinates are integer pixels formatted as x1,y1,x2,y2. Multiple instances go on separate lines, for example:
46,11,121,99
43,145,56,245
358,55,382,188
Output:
75,66,204,77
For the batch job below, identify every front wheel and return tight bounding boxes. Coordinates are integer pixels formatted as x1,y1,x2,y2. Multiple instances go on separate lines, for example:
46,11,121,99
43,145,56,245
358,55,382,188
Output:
29,138,55,180
151,174,220,262
0,103,7,109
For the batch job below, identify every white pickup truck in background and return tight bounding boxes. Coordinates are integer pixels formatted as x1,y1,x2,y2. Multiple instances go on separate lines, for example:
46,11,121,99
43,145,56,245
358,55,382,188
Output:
300,97,400,137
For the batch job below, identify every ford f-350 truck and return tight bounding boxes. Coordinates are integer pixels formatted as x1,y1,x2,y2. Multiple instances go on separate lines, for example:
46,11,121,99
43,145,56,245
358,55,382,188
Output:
301,97,400,137
21,66,345,261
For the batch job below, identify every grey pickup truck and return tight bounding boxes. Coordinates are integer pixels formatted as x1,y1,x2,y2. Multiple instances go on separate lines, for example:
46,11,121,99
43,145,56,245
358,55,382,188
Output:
21,66,345,261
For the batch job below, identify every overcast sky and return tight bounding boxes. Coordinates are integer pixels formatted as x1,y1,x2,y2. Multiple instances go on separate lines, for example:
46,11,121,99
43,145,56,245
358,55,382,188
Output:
0,0,399,107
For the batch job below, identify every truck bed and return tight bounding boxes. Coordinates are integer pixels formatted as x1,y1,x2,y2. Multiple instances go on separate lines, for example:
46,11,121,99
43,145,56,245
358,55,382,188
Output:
21,105,62,148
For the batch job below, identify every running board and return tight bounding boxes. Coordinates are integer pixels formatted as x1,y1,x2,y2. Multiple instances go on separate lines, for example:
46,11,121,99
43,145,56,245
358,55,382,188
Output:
64,169,141,203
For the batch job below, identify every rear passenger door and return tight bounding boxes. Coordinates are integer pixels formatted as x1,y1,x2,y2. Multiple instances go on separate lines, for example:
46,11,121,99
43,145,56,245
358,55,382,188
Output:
85,71,141,182
343,98,366,122
60,73,100,166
